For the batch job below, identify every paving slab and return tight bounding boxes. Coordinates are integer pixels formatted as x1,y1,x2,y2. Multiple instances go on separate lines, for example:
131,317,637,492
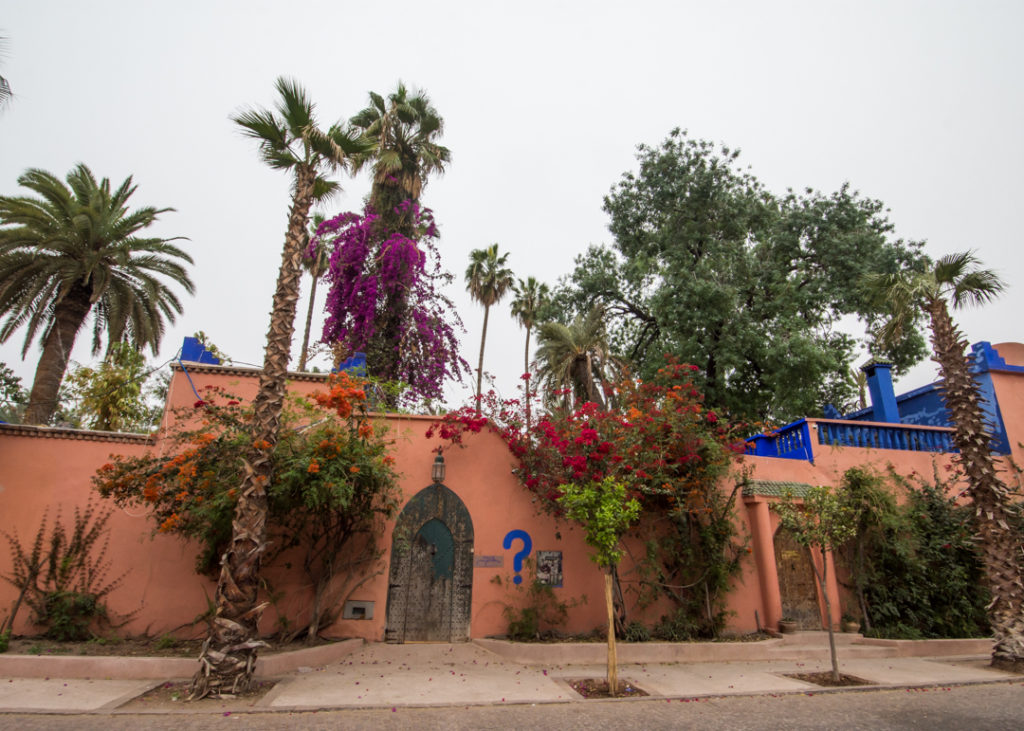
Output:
837,656,1015,685
264,642,573,709
0,677,156,712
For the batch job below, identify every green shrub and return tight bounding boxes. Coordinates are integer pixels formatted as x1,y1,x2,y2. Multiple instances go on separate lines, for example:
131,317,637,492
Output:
623,621,651,643
840,468,989,639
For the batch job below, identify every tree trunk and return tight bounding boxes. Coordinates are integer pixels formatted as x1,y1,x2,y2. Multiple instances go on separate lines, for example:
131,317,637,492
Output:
605,571,618,697
818,547,840,682
298,272,319,372
475,303,490,414
190,165,316,699
524,324,532,431
24,282,93,425
927,299,1024,670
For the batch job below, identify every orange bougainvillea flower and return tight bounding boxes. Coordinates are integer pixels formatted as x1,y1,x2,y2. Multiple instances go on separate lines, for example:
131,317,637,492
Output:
252,439,272,451
308,461,320,474
349,465,360,474
159,513,180,533
358,423,373,439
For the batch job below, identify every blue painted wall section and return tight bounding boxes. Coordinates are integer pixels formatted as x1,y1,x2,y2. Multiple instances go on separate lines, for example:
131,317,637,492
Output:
334,352,367,377
180,336,220,364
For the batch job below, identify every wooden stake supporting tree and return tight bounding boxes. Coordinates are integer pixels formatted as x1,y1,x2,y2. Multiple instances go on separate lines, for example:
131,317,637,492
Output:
557,477,640,696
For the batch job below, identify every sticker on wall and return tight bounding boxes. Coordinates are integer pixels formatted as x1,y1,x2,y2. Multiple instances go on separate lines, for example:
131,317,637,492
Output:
502,529,532,584
536,550,563,587
473,555,503,568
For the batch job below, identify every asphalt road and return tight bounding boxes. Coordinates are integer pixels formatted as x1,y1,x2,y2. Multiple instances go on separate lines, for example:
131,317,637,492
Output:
2,681,1023,730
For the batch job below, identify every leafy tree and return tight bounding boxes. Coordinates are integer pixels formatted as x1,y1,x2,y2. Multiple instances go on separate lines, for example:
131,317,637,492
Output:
866,251,1024,669
0,165,193,425
558,477,641,696
192,77,364,697
510,276,550,427
60,342,160,431
350,83,450,236
318,203,468,406
552,128,928,422
0,361,26,422
465,244,514,412
297,214,329,372
535,306,619,410
775,485,861,682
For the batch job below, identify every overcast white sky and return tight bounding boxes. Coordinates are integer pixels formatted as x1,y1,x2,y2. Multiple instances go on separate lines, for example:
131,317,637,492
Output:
1,0,1021,411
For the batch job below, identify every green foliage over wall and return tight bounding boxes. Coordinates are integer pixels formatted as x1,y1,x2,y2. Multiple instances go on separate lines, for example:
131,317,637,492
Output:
840,467,989,639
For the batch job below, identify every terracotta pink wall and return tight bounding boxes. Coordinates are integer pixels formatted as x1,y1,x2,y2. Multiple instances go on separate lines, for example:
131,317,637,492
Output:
5,348,1021,641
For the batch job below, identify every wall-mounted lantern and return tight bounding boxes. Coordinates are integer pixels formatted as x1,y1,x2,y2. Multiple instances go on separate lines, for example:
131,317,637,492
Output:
432,454,446,484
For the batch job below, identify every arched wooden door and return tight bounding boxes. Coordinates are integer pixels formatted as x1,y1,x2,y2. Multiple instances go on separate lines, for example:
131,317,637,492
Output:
773,526,821,629
385,483,473,643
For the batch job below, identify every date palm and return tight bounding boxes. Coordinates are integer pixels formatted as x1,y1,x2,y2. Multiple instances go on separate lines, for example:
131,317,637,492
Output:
536,306,619,411
0,165,192,425
190,78,364,699
465,244,513,413
350,82,450,235
867,251,1024,669
510,276,550,426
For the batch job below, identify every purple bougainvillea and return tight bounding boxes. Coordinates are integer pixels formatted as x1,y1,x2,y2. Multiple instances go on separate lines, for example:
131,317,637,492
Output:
315,202,469,405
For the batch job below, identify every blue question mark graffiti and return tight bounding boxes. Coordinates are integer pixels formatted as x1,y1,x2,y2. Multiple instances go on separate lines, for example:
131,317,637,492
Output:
503,530,533,585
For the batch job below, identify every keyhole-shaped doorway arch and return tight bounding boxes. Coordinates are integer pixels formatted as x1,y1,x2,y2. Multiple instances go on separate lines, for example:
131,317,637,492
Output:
385,483,473,643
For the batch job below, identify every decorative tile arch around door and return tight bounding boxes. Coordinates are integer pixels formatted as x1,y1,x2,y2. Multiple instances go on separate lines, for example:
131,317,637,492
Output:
385,483,474,643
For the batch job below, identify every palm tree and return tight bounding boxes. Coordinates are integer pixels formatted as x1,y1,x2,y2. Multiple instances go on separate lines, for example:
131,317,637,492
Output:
867,251,1024,669
0,165,192,425
510,276,550,426
465,244,514,413
297,213,330,372
535,306,619,411
350,82,450,235
190,78,364,699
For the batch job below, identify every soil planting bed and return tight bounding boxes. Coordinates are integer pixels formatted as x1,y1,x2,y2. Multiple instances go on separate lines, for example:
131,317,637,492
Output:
118,679,278,712
786,671,871,687
568,678,650,699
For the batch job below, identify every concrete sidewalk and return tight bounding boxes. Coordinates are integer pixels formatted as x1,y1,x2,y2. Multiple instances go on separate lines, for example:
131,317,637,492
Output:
0,633,1017,714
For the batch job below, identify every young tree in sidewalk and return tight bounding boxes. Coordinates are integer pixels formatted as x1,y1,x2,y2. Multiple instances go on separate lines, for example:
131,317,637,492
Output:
775,485,860,682
558,477,641,696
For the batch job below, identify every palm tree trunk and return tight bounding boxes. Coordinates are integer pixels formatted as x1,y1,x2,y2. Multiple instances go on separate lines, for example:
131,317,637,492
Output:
298,273,319,372
927,299,1024,669
24,282,92,425
475,303,490,415
191,165,317,699
524,324,532,430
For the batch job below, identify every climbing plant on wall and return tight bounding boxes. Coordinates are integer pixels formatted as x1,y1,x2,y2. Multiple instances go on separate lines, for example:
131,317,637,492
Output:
94,372,399,641
429,358,749,638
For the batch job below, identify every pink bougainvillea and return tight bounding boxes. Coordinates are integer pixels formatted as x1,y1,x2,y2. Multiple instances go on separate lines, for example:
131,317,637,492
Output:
316,202,469,405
